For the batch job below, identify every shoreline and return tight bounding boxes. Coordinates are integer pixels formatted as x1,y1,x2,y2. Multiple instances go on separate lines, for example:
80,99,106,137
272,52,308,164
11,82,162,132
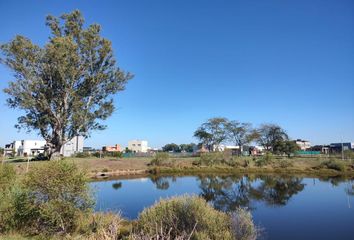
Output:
90,166,354,180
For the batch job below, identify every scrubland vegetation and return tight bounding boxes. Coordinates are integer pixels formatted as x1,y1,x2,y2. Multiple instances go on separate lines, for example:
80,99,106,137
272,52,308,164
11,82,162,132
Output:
0,161,258,240
149,152,354,176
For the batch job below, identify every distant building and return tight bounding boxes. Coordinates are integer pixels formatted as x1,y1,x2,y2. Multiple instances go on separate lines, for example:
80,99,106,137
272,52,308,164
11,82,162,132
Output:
128,140,148,153
4,136,84,157
60,136,84,157
294,139,311,150
102,144,121,152
4,139,46,157
330,142,354,153
308,145,330,154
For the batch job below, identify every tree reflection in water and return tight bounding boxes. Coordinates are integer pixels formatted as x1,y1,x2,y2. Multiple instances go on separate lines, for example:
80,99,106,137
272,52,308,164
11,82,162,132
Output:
142,175,353,211
150,176,174,190
198,175,305,211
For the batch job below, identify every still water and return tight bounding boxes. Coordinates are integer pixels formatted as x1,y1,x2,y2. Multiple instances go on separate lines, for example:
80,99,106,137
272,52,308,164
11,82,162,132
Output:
91,175,354,240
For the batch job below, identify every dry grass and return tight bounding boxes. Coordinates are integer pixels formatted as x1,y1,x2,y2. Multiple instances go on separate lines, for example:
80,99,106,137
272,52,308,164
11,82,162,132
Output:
5,155,354,179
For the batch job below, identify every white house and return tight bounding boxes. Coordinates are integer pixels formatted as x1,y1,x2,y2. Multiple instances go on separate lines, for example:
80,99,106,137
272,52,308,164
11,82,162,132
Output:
4,136,84,157
4,140,47,157
60,136,84,157
294,139,311,150
128,140,148,153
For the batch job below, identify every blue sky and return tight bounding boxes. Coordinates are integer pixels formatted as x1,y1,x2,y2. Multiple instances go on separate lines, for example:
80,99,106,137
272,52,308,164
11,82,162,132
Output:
0,0,353,148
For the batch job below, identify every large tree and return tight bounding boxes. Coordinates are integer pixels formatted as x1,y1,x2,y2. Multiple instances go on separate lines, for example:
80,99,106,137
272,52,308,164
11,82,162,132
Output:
256,124,288,152
0,10,132,159
225,120,255,154
194,117,228,151
162,143,181,152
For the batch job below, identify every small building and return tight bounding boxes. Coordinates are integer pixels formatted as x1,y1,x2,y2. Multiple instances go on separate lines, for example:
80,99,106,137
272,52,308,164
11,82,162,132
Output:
60,136,84,157
330,142,354,153
308,145,330,154
294,139,311,150
128,140,148,153
4,136,84,157
102,144,121,152
4,140,46,157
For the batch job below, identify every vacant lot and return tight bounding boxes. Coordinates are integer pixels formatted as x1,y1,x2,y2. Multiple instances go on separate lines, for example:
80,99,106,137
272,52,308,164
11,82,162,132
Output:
3,155,354,178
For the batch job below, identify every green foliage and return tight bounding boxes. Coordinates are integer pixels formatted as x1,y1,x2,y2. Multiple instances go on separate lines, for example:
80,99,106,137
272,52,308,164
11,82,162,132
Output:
162,143,181,152
344,150,354,160
255,124,288,152
200,152,236,166
255,152,273,167
225,121,255,152
77,212,123,239
150,152,170,166
179,143,196,153
0,161,94,236
194,117,229,151
273,140,300,156
104,151,123,158
230,208,258,240
134,195,233,240
0,164,16,191
0,10,132,158
92,151,123,158
75,152,91,158
276,159,294,168
320,160,345,172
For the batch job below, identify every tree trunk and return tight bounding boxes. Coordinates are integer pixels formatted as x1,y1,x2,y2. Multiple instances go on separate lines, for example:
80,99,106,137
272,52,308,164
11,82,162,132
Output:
47,144,63,160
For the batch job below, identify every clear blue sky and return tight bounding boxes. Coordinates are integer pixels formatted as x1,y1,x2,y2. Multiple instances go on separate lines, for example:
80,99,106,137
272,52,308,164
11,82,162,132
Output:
0,0,353,148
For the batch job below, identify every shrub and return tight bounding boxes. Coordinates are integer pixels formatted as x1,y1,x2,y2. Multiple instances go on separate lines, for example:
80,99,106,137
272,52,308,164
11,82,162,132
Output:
230,208,259,240
0,164,16,191
321,160,345,172
105,151,123,158
14,160,94,235
255,152,273,167
77,212,123,239
344,150,354,160
199,152,225,166
92,152,102,158
276,159,294,168
133,195,233,240
75,152,91,158
150,152,170,166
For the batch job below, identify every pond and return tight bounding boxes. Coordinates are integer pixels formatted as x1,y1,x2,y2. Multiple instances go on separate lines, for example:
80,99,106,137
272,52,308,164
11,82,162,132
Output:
91,175,354,240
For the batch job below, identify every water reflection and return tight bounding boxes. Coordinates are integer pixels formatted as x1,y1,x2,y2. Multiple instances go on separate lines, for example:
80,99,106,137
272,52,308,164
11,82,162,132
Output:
198,175,305,211
112,181,122,190
110,175,354,211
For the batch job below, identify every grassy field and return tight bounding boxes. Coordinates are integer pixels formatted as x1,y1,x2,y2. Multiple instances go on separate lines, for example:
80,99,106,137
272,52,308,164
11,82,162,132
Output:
3,154,354,178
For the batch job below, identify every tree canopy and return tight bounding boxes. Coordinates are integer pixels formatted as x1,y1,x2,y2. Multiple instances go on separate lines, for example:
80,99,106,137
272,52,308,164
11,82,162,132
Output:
255,124,288,152
194,117,228,151
0,10,132,158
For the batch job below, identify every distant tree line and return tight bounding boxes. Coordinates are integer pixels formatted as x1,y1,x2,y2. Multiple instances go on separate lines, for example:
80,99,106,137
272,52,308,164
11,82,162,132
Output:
162,143,196,153
194,117,299,156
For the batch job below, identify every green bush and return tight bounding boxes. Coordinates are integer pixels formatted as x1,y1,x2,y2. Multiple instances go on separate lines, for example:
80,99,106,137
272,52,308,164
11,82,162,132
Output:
255,152,273,167
344,150,354,160
75,152,91,158
197,152,246,167
321,160,345,172
0,164,16,191
77,212,123,239
105,151,123,158
230,208,258,240
133,195,233,240
276,159,294,168
0,161,94,236
150,152,170,166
